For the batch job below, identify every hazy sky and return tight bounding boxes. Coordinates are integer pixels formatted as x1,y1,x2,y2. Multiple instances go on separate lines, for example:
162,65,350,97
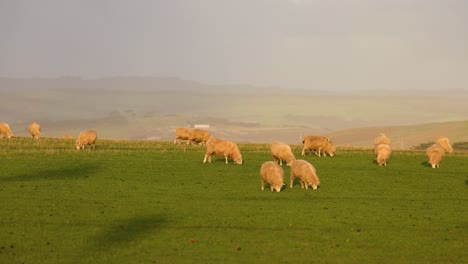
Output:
1,0,467,91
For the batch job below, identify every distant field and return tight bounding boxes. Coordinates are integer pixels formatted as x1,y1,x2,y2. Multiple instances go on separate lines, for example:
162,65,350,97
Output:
0,138,467,263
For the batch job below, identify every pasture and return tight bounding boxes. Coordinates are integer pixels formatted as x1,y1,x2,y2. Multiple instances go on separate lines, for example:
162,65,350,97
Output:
0,138,467,263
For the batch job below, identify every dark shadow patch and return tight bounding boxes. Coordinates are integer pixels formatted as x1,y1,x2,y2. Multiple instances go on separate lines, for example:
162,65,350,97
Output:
420,161,432,168
0,163,101,182
89,214,167,249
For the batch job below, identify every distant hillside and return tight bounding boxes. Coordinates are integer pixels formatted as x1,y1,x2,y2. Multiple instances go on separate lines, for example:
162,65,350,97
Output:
326,120,468,149
1,77,467,146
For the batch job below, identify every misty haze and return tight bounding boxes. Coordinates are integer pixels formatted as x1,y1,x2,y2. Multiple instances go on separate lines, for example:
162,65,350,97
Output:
1,0,467,148
0,76,467,149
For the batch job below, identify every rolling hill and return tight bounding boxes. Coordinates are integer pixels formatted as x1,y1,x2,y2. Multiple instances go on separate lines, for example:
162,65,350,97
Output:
326,120,468,149
1,77,467,148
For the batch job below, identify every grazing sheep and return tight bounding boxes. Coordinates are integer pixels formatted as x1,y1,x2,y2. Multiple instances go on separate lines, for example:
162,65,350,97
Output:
174,127,190,144
270,141,296,166
373,134,391,166
0,122,13,138
290,159,320,190
322,143,337,157
426,144,445,168
28,122,41,139
203,138,242,164
187,129,211,145
425,137,453,168
375,143,391,166
301,135,335,157
260,161,284,192
374,133,391,146
75,130,97,150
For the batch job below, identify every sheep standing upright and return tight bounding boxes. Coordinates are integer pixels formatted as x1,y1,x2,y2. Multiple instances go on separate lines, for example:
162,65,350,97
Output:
260,161,284,192
426,137,453,168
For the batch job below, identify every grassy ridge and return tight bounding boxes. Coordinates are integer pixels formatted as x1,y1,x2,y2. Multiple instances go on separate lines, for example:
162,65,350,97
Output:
0,138,467,263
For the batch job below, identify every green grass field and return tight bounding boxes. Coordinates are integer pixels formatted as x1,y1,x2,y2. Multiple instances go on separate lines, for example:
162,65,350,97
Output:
0,138,467,263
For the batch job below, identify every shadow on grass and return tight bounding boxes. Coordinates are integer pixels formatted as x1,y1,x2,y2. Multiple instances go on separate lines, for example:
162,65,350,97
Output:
420,161,432,168
0,163,101,182
89,214,167,249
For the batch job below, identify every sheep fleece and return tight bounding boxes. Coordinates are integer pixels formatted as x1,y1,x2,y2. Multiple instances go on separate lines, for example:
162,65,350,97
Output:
260,161,284,192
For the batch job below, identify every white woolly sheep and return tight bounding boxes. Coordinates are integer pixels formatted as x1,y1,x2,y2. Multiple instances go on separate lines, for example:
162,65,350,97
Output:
0,122,13,138
290,159,320,190
425,137,453,168
174,127,190,144
203,138,242,165
28,122,41,139
260,161,284,192
375,143,391,166
188,129,211,145
75,130,97,150
426,143,445,169
270,141,296,166
301,135,335,157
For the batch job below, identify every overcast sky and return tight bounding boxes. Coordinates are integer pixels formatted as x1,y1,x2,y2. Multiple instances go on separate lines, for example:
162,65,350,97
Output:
1,0,467,91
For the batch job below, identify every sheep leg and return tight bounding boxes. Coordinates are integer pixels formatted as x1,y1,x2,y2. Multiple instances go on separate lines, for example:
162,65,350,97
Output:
225,156,229,164
261,180,265,190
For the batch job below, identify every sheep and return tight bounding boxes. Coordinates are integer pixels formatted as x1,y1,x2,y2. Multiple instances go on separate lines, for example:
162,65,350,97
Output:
270,141,296,166
187,129,211,145
375,143,391,166
425,137,453,168
289,159,320,190
373,134,391,166
426,144,445,169
260,161,284,192
0,122,13,138
174,127,190,144
301,135,335,157
75,130,97,150
322,143,337,157
28,122,41,139
203,138,242,164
